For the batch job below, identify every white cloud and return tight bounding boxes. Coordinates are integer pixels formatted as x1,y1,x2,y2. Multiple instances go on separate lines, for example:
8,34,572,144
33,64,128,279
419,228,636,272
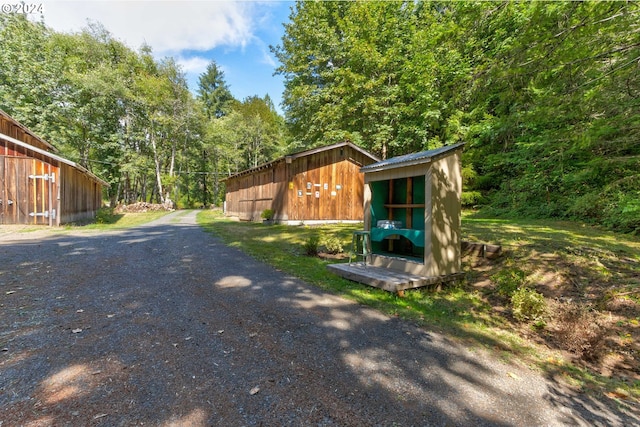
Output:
260,49,277,68
175,55,210,74
41,1,255,54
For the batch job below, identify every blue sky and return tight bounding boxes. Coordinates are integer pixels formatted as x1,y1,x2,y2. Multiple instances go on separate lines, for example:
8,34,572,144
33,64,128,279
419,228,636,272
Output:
40,1,293,115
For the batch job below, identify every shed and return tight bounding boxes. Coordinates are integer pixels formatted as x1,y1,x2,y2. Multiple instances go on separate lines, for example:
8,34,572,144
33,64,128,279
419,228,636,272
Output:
0,110,108,226
328,143,464,293
223,142,380,224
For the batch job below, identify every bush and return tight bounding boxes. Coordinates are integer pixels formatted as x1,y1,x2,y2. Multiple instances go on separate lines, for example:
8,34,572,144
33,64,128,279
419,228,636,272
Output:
511,287,546,322
461,191,486,207
322,236,343,254
491,267,527,297
95,207,116,224
303,234,320,256
261,209,274,220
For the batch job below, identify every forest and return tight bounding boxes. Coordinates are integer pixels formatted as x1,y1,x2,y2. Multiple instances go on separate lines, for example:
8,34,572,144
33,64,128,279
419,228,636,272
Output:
1,1,639,232
0,13,286,208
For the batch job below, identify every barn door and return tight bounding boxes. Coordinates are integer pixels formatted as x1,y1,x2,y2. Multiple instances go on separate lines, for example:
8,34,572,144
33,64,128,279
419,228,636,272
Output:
0,157,56,225
0,157,6,224
0,156,20,224
28,165,55,226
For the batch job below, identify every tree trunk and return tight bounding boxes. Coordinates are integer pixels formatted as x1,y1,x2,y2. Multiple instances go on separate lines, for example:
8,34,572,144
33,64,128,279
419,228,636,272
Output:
202,149,209,207
150,127,165,204
166,137,177,203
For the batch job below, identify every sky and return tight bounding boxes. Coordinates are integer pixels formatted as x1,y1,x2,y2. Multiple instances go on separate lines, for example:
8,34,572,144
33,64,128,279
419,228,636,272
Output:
38,1,293,115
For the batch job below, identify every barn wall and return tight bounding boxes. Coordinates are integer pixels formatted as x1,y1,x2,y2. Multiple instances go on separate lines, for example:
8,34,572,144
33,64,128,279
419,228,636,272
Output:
286,147,367,221
0,156,59,225
0,112,54,153
224,161,285,221
1,111,106,225
59,163,103,224
224,145,375,223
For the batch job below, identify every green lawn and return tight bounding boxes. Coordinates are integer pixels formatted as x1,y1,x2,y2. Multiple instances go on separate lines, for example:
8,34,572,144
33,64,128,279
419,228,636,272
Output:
197,210,640,403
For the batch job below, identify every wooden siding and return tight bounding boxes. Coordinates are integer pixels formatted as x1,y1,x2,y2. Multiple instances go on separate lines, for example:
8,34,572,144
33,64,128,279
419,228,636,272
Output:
286,147,366,221
59,163,103,224
224,143,377,222
225,163,286,221
427,151,462,276
0,111,56,152
0,157,59,225
0,111,106,225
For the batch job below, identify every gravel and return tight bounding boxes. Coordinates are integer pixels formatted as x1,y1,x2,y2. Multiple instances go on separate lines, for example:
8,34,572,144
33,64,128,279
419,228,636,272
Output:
1,210,638,426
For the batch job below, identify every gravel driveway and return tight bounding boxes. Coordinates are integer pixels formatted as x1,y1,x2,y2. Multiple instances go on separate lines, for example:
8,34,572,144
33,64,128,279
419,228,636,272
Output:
1,210,638,426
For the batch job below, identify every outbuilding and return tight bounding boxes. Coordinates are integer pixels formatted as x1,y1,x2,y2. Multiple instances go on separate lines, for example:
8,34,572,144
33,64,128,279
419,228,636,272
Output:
0,110,108,226
223,142,380,224
329,143,465,293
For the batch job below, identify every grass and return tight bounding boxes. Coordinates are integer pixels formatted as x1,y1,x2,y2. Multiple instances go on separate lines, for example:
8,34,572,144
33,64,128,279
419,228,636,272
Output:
65,207,170,230
197,209,640,403
53,208,170,231
1,208,171,234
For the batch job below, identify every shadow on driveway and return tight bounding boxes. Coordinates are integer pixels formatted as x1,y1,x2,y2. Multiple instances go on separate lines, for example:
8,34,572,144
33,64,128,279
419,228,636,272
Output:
1,210,637,425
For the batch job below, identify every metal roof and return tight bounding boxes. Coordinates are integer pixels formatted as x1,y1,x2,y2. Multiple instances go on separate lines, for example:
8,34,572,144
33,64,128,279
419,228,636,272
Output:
0,109,58,153
360,143,464,173
0,131,110,187
223,141,380,181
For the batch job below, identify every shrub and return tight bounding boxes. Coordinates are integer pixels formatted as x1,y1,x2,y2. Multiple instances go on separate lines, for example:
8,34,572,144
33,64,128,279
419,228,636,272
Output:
511,287,546,322
322,236,343,254
491,267,527,297
95,207,115,224
261,209,274,220
461,191,486,207
303,234,320,256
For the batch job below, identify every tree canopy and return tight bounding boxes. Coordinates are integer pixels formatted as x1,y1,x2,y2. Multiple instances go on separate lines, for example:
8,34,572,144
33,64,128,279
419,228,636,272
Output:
2,3,638,232
0,13,289,208
273,1,640,232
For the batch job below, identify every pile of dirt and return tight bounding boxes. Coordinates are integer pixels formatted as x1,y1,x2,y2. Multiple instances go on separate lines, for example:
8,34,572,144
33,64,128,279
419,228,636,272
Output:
114,202,174,213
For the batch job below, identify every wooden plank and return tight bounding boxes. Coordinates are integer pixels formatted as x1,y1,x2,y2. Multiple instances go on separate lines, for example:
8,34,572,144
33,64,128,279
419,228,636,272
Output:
0,156,4,224
327,263,464,294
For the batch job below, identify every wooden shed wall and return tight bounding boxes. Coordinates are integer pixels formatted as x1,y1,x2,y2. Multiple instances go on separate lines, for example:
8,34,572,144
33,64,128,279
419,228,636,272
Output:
59,163,103,224
427,151,462,277
224,162,287,221
1,112,105,225
224,145,373,222
286,148,366,221
0,156,59,225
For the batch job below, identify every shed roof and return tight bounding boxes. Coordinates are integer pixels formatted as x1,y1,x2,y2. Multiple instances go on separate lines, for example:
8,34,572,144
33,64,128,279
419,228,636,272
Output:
0,127,109,187
0,109,58,153
223,141,380,181
360,143,464,173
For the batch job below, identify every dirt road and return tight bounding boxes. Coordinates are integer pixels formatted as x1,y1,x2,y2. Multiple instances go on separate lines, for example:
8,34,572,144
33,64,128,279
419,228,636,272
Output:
1,210,637,426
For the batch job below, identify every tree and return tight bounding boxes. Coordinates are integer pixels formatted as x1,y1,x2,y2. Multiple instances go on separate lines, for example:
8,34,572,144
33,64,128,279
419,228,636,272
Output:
0,14,66,140
197,61,236,205
197,61,234,119
274,1,640,231
273,1,459,158
234,95,286,168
